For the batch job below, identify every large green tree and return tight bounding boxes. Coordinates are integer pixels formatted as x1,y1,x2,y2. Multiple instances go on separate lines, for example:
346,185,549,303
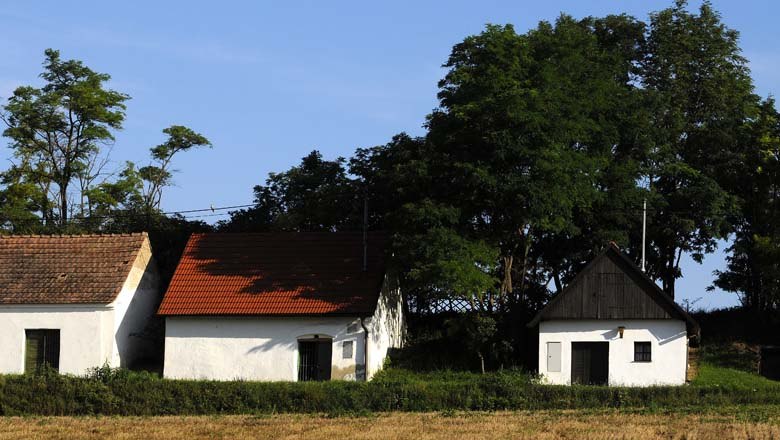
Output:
1,49,129,226
713,98,780,313
639,0,758,298
401,15,644,309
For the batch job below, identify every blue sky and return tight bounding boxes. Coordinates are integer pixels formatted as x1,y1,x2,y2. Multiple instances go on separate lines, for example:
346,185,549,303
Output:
2,0,778,310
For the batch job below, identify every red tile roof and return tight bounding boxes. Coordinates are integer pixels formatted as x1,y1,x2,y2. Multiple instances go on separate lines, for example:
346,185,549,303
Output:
157,232,388,316
0,233,148,304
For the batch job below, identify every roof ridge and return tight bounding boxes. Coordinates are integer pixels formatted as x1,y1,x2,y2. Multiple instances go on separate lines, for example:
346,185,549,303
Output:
0,232,148,239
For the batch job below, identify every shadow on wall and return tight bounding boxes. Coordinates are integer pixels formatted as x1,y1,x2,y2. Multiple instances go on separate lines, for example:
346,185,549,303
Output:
648,326,686,346
247,340,296,355
115,261,162,370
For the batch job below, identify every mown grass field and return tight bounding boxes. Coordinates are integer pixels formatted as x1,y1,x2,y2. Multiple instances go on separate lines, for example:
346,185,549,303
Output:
1,407,779,440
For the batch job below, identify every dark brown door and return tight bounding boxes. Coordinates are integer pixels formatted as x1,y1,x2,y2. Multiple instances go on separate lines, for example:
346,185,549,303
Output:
571,342,608,385
298,340,332,381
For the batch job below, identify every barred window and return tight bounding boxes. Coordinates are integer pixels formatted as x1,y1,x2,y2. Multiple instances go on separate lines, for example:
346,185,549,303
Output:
634,342,651,362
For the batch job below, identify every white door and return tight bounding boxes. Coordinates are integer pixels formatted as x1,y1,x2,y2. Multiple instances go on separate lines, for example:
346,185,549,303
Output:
547,342,561,372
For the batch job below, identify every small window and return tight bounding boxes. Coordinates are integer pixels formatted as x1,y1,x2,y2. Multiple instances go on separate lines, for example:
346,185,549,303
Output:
634,341,651,362
25,329,60,373
342,340,354,359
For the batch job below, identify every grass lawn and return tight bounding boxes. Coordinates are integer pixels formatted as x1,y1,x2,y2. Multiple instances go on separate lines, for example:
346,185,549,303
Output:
1,407,779,440
693,363,778,388
692,342,778,389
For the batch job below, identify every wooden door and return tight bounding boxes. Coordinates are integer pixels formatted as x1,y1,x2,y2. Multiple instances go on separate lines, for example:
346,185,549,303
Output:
571,342,608,385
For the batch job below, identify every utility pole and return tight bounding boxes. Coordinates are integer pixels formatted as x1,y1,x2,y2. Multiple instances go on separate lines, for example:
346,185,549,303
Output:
362,195,368,272
641,198,647,272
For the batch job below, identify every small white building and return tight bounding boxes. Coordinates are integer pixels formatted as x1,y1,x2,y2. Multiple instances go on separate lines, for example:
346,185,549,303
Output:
529,244,699,387
158,232,404,381
0,233,160,375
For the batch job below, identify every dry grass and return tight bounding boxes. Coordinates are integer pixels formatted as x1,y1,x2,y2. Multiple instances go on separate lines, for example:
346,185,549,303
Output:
1,409,779,440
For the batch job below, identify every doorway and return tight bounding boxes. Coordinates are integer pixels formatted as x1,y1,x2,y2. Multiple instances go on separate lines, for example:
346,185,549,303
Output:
571,342,609,385
298,339,332,381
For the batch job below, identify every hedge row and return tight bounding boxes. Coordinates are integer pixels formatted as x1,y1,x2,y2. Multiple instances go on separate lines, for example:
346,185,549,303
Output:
1,369,779,416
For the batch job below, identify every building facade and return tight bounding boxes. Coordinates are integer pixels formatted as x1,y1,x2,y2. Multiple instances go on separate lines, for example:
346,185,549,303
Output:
529,244,698,386
158,232,404,381
0,233,160,375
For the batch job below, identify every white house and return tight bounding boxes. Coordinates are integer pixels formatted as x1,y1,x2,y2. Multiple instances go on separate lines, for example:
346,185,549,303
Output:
0,233,160,375
528,243,699,386
158,232,404,381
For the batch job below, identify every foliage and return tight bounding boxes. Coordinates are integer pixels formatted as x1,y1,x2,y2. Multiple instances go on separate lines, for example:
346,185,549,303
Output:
444,314,498,374
1,49,129,225
138,125,211,213
1,366,780,416
392,313,520,372
713,99,780,314
221,151,360,232
638,0,757,298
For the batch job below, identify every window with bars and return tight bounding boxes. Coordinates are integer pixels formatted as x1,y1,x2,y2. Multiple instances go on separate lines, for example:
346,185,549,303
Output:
634,341,651,362
25,329,60,373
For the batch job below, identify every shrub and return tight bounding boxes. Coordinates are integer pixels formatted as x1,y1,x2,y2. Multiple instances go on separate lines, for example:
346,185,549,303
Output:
1,367,779,416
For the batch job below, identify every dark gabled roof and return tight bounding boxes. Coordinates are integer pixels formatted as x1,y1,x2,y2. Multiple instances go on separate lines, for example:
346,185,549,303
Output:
157,232,388,316
0,233,148,305
528,243,699,333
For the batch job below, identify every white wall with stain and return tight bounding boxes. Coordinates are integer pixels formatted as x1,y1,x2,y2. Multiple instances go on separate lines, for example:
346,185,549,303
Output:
538,319,688,386
163,316,364,381
163,273,405,381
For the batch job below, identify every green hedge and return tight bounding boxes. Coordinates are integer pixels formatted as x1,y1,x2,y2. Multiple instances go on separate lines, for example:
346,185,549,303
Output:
1,368,779,416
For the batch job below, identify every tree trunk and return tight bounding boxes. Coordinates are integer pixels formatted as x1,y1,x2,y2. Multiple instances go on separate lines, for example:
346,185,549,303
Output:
661,248,677,299
478,351,485,374
59,183,68,225
517,233,532,304
500,255,513,297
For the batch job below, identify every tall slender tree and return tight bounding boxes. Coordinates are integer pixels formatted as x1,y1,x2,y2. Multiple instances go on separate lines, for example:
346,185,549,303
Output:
1,49,129,225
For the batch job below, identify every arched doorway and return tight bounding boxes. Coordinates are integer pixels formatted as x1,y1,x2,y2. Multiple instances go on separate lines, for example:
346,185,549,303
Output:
297,335,332,381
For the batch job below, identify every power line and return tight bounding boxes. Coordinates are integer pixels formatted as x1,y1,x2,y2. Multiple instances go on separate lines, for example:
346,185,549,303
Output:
0,203,255,226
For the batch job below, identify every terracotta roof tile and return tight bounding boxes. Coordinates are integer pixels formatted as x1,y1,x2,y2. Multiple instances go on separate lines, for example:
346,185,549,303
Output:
157,232,387,316
0,233,148,304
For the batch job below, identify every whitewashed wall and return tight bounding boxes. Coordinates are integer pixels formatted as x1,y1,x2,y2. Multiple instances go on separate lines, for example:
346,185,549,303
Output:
0,236,159,376
163,316,365,381
538,319,688,386
366,273,405,379
163,274,405,381
0,305,113,375
111,239,161,368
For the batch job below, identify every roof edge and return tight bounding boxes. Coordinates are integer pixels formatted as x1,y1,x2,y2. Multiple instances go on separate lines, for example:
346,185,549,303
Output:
0,232,148,239
528,244,700,334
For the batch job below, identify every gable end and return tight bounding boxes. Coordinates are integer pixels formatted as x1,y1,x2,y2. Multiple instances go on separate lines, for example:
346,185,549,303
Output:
528,245,699,333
